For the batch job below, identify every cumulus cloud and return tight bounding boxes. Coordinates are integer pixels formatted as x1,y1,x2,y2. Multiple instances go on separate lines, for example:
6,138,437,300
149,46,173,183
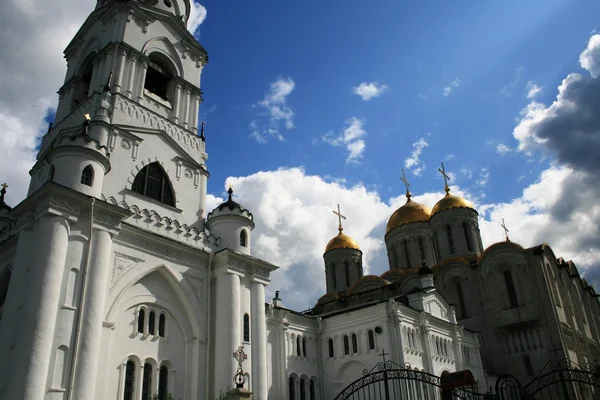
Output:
404,137,429,176
579,34,600,78
251,77,296,143
352,82,389,101
187,2,207,35
443,78,461,96
526,81,543,99
477,167,490,187
321,118,367,163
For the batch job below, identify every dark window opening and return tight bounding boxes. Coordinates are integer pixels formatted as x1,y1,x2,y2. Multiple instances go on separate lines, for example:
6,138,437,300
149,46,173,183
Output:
0,269,11,311
164,0,173,7
328,338,334,358
81,165,94,186
447,225,455,254
72,57,94,109
289,377,295,400
309,381,315,400
240,230,247,247
142,363,153,400
300,378,306,400
343,335,350,355
302,337,307,357
331,263,337,290
159,313,166,337
455,282,468,319
158,366,168,400
296,336,301,356
124,361,136,400
49,165,56,182
524,355,534,376
137,309,145,333
404,240,410,267
368,329,375,350
418,237,425,263
148,311,156,335
144,59,172,101
463,223,473,252
352,333,358,353
504,270,519,308
132,162,175,207
243,313,250,342
344,261,350,288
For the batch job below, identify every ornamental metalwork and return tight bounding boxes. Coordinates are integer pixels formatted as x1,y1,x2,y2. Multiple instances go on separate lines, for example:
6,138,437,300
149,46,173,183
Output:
233,346,248,388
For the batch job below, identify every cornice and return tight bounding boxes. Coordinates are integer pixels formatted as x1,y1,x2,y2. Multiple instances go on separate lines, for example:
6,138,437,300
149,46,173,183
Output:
212,249,279,281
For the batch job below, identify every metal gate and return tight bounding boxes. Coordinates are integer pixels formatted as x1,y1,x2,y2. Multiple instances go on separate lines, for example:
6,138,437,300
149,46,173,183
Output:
334,351,494,400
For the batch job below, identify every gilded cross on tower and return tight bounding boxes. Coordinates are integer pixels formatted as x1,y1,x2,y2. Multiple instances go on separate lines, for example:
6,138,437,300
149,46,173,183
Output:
1,183,8,190
400,168,411,198
332,204,346,233
438,162,451,193
84,113,91,121
501,218,510,242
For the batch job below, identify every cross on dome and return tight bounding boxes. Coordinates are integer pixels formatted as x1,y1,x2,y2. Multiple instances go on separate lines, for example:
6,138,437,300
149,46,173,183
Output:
438,162,451,193
332,204,346,232
501,218,510,242
400,168,411,198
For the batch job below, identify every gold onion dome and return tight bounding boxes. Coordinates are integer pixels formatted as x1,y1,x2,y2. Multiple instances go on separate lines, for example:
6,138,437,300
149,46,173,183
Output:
431,188,474,216
325,229,361,253
386,194,431,234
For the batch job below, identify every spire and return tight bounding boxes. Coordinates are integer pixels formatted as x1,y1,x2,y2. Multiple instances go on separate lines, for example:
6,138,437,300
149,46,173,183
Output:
200,121,205,141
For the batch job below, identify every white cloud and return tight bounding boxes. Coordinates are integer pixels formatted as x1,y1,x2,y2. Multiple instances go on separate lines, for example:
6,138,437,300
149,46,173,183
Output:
352,82,389,101
526,81,543,99
579,34,600,78
251,77,296,143
477,167,490,186
496,143,512,155
404,137,429,176
500,67,524,97
322,118,367,163
443,78,461,96
460,168,473,179
187,2,207,35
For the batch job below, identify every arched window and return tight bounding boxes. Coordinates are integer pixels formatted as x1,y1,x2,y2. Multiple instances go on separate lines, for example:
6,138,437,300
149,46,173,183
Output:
343,335,350,355
504,270,519,308
455,282,468,319
240,230,247,247
463,223,473,251
243,313,250,342
81,165,94,186
351,333,358,353
159,313,166,337
344,261,350,287
524,355,534,376
137,309,145,333
123,360,136,400
145,53,175,101
302,337,307,357
404,240,410,267
289,377,296,400
142,363,153,400
296,336,301,356
72,55,94,109
132,162,175,207
418,237,425,263
300,378,306,400
328,338,334,358
158,365,168,400
446,225,455,254
309,380,316,400
368,329,375,350
148,311,156,335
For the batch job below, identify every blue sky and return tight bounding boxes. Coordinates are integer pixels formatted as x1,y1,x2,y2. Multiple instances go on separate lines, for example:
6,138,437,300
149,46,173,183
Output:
197,0,599,203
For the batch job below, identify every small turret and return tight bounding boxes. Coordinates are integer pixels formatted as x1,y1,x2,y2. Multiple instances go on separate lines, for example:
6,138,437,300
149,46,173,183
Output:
206,186,254,255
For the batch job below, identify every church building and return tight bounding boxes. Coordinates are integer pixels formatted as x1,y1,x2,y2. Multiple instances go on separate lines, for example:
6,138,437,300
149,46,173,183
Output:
0,1,598,400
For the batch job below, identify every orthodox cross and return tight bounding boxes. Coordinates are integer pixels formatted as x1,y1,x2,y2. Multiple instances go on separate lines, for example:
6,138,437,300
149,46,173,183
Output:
438,162,451,192
400,168,411,197
1,183,8,190
332,204,346,232
378,349,389,364
501,218,510,242
232,346,248,388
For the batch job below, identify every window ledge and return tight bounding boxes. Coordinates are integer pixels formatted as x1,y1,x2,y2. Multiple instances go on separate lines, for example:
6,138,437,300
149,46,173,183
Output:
124,188,183,214
144,89,173,109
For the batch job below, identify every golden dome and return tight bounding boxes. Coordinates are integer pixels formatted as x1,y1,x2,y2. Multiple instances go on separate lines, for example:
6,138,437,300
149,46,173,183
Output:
431,190,474,216
386,196,431,233
325,230,360,253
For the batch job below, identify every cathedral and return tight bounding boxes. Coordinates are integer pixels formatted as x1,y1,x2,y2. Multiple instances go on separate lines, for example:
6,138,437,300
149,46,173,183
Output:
0,1,599,400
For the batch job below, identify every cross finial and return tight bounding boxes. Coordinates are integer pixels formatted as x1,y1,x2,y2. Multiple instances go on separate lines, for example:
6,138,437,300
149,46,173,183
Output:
200,121,205,141
84,113,91,121
332,204,346,233
438,162,451,193
227,183,233,201
1,183,8,190
400,168,411,198
501,218,510,242
379,349,389,364
0,183,7,204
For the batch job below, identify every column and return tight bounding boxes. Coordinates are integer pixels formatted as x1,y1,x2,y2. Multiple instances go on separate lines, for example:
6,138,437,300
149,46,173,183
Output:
181,88,191,129
135,60,149,103
18,216,70,400
171,81,182,123
113,47,128,93
125,54,138,98
421,325,435,373
251,280,267,399
191,92,200,134
71,229,114,400
103,47,115,90
116,361,127,399
214,272,241,395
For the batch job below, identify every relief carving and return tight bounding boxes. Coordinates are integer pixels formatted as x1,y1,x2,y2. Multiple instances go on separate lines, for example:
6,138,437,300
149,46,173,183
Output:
110,252,145,293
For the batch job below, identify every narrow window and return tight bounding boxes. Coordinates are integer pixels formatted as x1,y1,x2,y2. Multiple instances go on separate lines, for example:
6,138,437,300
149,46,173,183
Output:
504,270,519,308
404,240,410,267
240,230,247,247
142,363,153,400
331,263,337,290
447,225,455,254
418,237,425,263
296,336,301,356
137,309,145,333
310,380,316,400
124,361,136,400
81,165,94,186
131,162,175,207
351,333,358,353
243,313,250,342
302,337,307,357
463,223,473,251
344,261,350,288
368,329,375,350
300,378,306,400
144,56,173,101
456,282,468,319
289,377,295,400
343,335,350,355
328,338,334,358
159,313,166,337
524,355,534,376
148,311,156,335
158,365,168,400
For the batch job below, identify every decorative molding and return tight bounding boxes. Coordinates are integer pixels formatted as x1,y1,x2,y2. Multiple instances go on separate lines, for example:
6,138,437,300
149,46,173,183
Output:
121,139,131,150
110,252,145,293
185,277,205,314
